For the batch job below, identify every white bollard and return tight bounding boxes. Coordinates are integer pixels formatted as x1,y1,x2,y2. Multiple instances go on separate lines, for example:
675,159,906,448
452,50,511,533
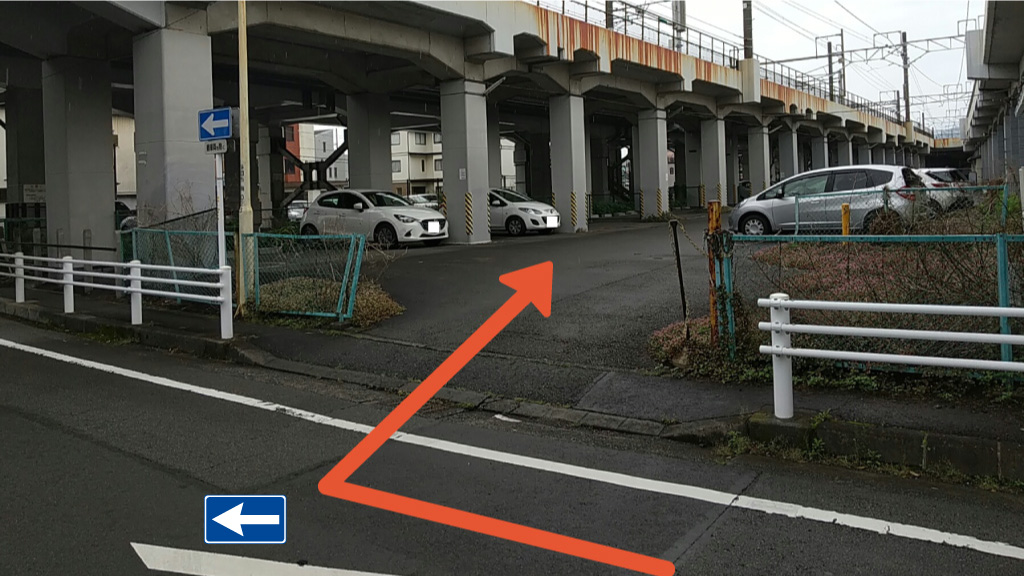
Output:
129,260,142,325
219,265,233,340
14,252,25,303
769,292,793,419
62,256,74,314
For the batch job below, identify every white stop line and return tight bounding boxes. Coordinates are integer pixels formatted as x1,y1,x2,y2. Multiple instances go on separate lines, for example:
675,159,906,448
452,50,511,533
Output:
4,337,1024,563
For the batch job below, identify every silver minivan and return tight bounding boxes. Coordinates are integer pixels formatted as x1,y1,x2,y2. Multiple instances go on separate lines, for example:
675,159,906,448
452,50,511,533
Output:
728,165,925,235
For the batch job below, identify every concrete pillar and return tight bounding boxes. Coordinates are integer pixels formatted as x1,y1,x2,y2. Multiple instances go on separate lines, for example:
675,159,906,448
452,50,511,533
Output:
700,117,727,206
871,146,884,164
836,138,853,166
257,125,285,228
528,134,551,201
747,125,770,196
895,147,905,166
884,147,896,165
133,28,215,225
636,109,669,216
995,120,1007,178
549,94,588,232
856,143,872,165
777,128,799,180
347,93,392,190
42,57,115,259
1008,114,1022,174
684,130,702,206
514,140,528,193
810,136,828,169
440,79,489,243
487,102,501,188
726,134,738,204
590,137,609,205
4,87,46,204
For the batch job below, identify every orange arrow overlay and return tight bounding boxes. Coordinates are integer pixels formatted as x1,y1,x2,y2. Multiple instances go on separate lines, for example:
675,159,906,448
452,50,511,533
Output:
318,261,675,576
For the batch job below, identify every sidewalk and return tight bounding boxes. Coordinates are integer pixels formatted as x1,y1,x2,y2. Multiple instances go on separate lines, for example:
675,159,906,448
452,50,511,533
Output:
3,285,1023,481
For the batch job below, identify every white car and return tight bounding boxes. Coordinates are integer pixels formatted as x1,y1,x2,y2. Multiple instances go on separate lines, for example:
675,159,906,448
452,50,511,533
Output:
300,189,448,247
913,169,973,213
488,188,560,236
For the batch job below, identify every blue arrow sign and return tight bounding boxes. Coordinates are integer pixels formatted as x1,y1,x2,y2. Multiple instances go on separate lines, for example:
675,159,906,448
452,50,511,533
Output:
204,495,286,544
198,108,233,141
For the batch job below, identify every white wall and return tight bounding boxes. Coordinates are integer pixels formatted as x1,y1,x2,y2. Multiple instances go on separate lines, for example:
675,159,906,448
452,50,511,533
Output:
112,114,136,197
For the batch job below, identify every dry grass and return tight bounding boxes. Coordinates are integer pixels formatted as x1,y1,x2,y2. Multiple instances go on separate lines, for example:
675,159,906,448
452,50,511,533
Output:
351,280,405,328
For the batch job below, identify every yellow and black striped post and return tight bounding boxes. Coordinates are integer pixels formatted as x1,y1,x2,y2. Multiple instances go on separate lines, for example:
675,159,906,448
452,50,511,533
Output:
699,184,706,207
639,190,645,217
586,193,592,218
570,191,578,229
656,188,663,216
439,191,447,217
464,192,474,238
716,183,723,203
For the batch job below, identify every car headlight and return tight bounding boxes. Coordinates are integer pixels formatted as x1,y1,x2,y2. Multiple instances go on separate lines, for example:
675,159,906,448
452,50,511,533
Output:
394,214,417,223
519,207,543,215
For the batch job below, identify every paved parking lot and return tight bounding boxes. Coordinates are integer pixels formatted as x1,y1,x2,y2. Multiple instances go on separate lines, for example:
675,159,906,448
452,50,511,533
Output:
368,214,710,371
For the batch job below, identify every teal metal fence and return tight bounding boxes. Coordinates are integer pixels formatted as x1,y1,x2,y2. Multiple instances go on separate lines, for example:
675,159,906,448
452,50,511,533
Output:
124,229,366,321
716,232,1024,365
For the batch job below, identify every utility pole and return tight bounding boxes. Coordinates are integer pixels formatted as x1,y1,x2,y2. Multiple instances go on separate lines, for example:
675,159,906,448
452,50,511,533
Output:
742,1,753,59
238,0,253,310
605,1,614,29
901,31,911,125
839,29,846,98
827,41,834,101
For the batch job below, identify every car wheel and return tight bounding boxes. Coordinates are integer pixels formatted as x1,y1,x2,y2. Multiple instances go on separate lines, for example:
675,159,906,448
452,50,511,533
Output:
374,223,398,248
862,210,882,233
927,199,943,216
423,239,443,247
506,216,527,237
301,224,318,236
739,214,770,236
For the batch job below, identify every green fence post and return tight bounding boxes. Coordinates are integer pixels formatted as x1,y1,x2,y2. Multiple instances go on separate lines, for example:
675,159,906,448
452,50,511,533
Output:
345,235,366,320
336,235,357,321
164,230,182,303
997,233,1012,362
253,234,261,309
132,228,138,261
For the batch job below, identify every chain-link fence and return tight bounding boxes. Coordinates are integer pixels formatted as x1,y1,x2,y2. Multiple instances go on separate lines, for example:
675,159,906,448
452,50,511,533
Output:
720,234,1024,364
124,228,365,321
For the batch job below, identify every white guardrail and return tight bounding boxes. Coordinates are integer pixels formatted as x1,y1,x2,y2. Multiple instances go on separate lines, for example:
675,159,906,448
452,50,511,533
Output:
0,251,233,340
759,293,1024,419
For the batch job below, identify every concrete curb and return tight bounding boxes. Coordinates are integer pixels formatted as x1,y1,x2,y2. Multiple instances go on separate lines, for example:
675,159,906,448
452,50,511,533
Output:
747,409,1024,482
3,297,1020,482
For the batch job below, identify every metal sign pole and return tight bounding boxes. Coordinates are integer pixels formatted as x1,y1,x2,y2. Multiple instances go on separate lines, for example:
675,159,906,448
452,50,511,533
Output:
215,151,226,269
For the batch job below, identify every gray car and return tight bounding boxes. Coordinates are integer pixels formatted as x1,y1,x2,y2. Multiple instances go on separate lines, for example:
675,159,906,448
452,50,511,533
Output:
728,165,925,235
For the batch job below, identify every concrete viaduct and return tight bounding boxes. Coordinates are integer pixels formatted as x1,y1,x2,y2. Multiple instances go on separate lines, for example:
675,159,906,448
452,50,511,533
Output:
0,0,935,255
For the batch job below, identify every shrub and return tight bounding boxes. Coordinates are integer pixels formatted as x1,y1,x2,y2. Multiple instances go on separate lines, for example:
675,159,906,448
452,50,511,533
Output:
351,280,405,328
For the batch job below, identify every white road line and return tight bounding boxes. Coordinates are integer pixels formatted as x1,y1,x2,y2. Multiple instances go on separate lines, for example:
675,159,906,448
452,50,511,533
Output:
131,542,396,576
5,337,1024,562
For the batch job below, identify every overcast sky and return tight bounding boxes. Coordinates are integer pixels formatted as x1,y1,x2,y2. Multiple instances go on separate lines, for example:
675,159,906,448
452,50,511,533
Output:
654,0,983,134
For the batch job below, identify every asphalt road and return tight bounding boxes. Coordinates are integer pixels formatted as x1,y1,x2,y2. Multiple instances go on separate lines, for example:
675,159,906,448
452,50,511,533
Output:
3,318,1024,576
254,215,711,404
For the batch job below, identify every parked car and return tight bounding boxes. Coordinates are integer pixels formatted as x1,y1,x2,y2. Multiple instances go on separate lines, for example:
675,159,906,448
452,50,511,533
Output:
488,188,560,236
408,193,440,210
728,165,925,235
286,200,309,222
914,168,974,212
299,188,447,247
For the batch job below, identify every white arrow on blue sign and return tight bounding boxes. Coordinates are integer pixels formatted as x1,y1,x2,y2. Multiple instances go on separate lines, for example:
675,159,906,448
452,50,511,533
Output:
204,495,286,544
198,108,233,141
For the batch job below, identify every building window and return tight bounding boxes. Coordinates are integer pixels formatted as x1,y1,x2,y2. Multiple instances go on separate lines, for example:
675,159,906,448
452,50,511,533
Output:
285,158,298,175
285,125,295,142
415,132,427,145
322,142,327,153
392,160,401,173
391,132,400,145
434,132,442,144
421,159,426,172
434,159,442,171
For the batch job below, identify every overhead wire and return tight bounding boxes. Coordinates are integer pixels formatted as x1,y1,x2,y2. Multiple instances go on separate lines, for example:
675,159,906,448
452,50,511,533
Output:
781,0,872,45
834,0,881,35
754,3,818,42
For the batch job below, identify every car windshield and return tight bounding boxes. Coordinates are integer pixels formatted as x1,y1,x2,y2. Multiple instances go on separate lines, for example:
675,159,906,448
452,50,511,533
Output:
362,191,411,207
493,189,531,203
